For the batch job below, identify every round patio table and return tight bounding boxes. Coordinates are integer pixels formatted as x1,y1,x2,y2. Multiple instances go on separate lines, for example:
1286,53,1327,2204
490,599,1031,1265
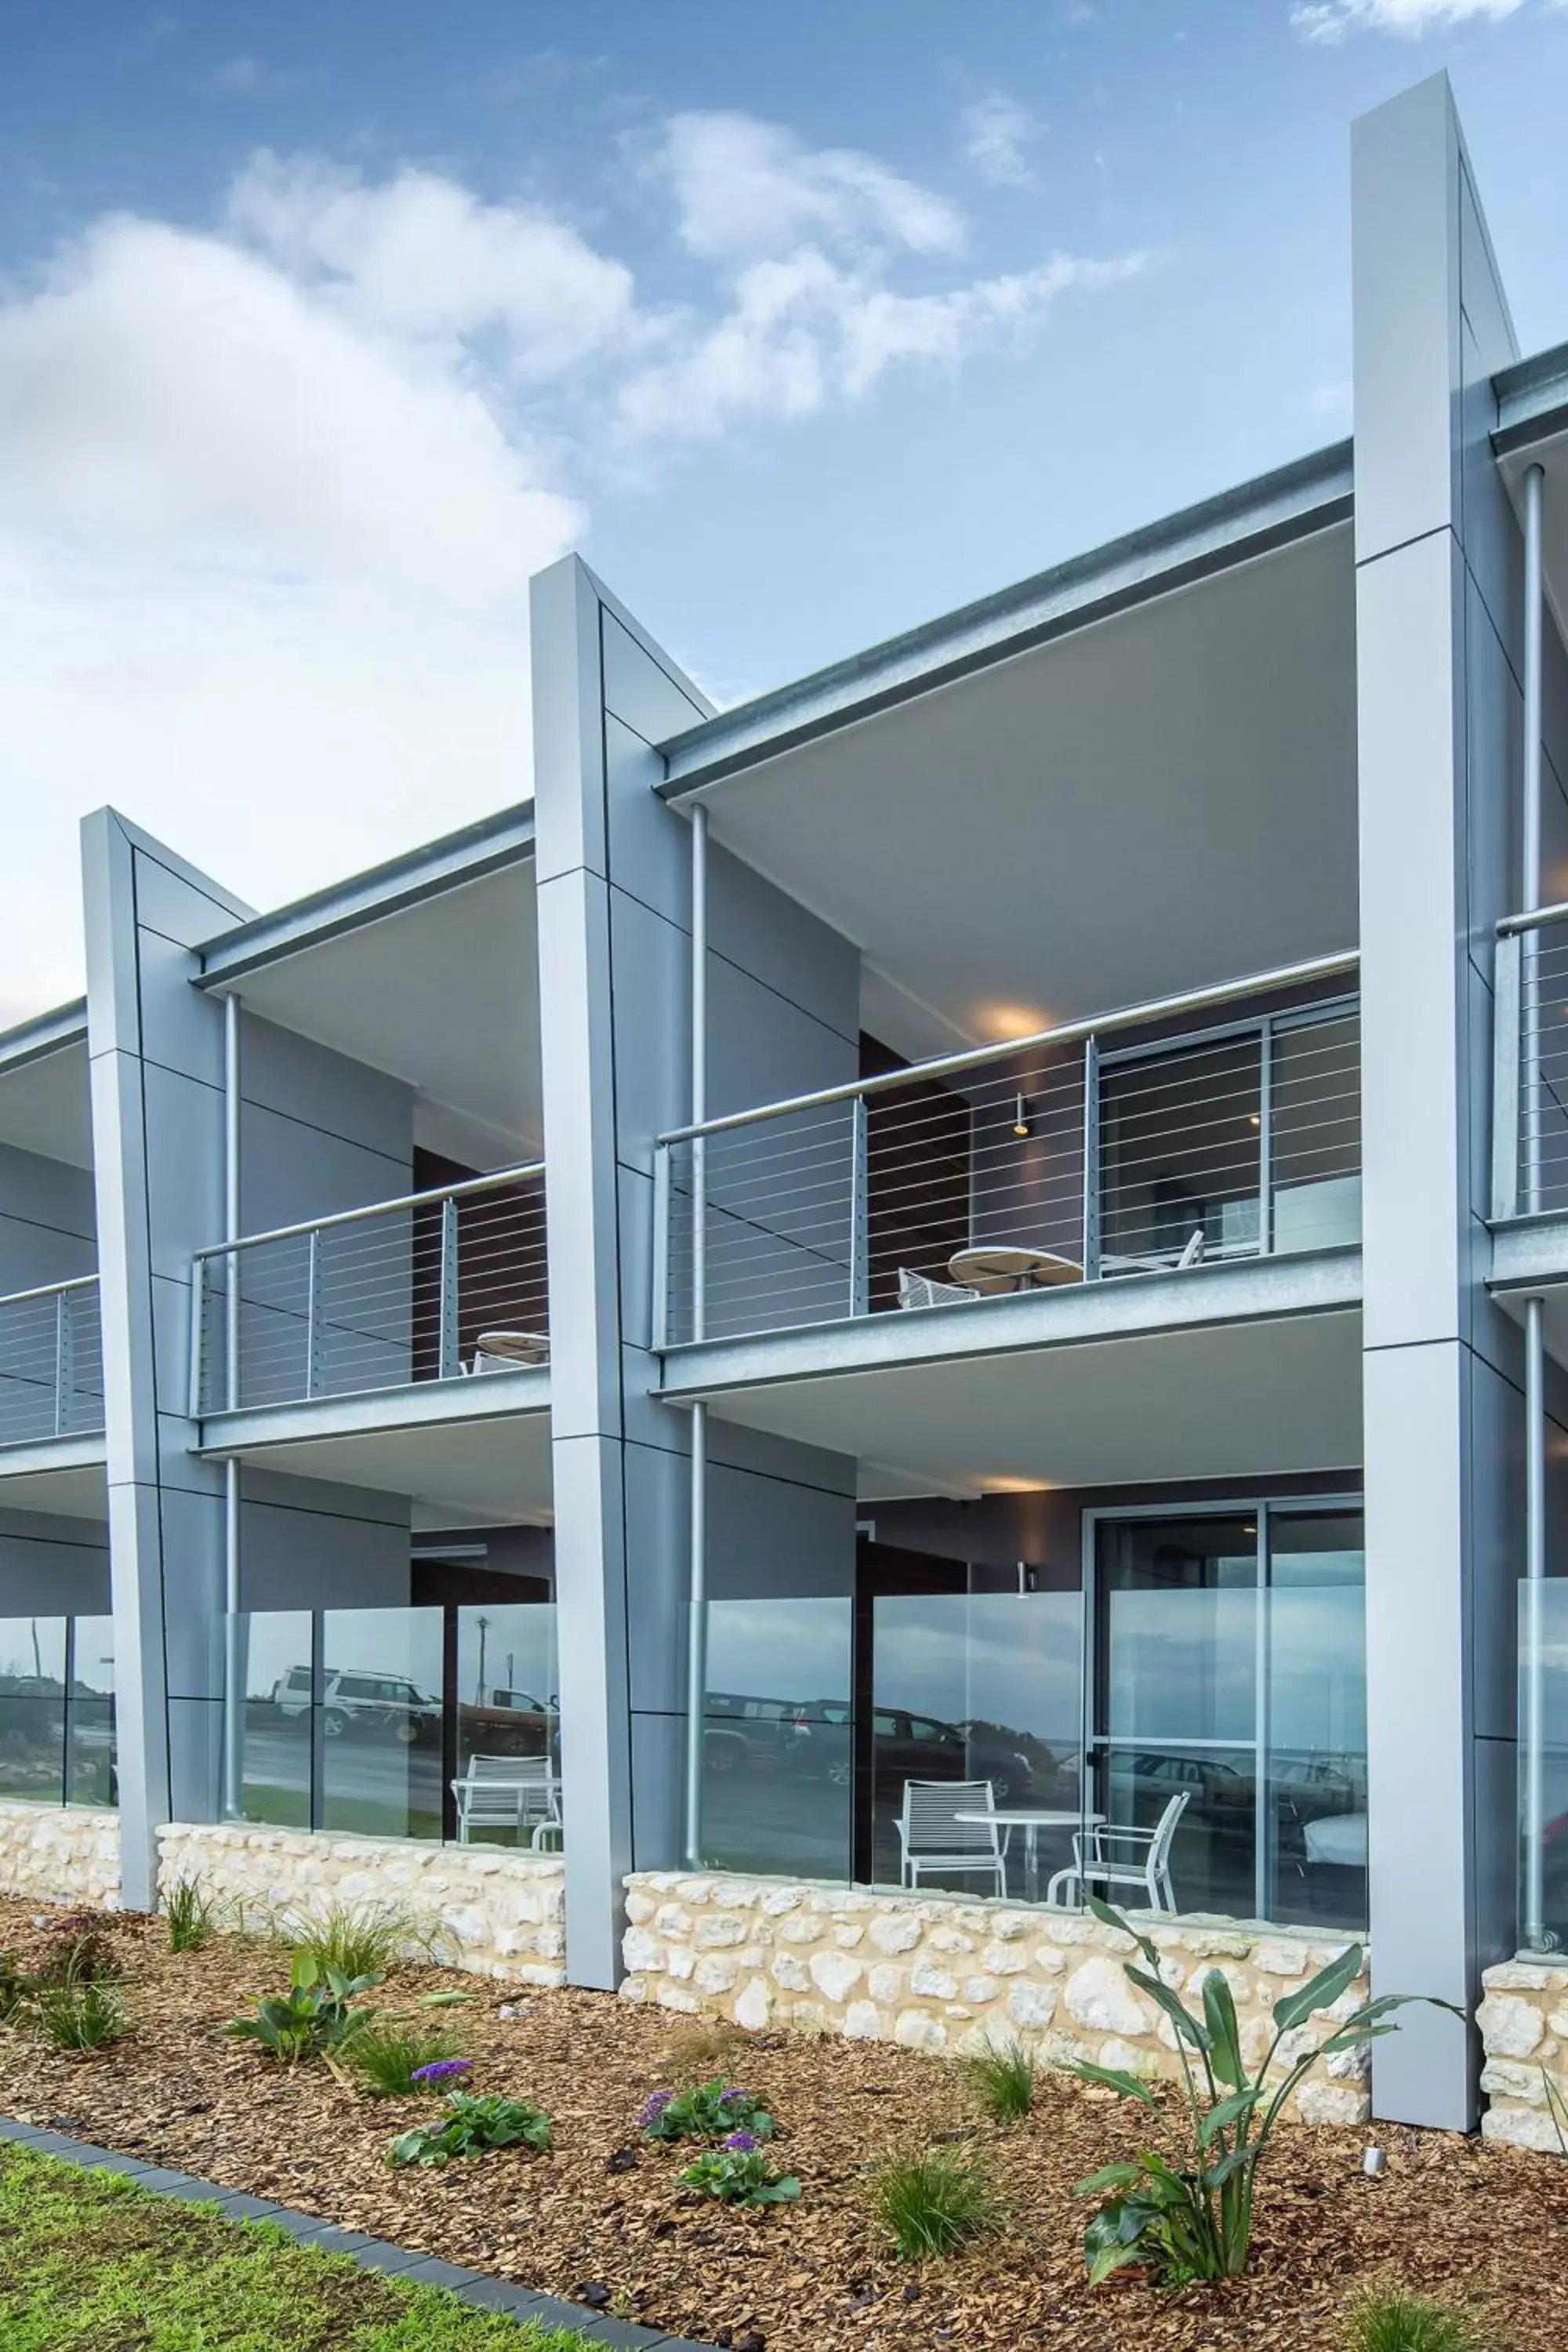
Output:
947,1246,1082,1294
955,1806,1105,1903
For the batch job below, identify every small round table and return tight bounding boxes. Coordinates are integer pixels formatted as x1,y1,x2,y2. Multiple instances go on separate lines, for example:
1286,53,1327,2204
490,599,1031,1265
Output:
947,1247,1083,1294
954,1806,1105,1903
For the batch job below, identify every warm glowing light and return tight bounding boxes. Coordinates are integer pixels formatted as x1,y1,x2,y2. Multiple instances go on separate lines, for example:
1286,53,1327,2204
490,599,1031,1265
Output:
1011,1091,1033,1138
979,1003,1053,1043
975,1476,1058,1495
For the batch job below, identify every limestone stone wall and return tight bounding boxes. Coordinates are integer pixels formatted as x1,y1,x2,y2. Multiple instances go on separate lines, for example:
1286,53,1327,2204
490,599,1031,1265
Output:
0,1802,122,1910
157,1824,566,1985
1478,1958,1568,2151
620,1870,1372,2124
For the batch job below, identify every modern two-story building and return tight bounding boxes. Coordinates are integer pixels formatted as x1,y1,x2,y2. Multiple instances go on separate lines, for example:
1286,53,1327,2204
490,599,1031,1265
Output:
6,71,1568,2146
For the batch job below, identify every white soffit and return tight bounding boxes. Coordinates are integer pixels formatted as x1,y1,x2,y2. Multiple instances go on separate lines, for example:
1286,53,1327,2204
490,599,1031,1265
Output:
695,1309,1363,1500
230,1410,554,1526
230,866,543,1163
699,528,1359,1063
0,1044,93,1171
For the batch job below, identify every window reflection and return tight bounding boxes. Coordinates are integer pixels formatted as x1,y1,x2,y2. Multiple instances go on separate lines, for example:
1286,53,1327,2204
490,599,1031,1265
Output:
700,1599,853,1880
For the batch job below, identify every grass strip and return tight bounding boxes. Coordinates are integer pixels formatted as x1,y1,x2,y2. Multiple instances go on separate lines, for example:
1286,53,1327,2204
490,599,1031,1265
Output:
0,2142,589,2350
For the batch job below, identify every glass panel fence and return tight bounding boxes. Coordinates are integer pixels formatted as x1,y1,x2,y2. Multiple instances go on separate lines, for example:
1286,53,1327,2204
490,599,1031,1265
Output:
319,1608,444,1841
870,1592,1084,1900
224,1603,559,1846
0,1617,116,1808
1266,1515,1367,1930
455,1604,561,1849
699,1598,853,1879
1522,1579,1568,1953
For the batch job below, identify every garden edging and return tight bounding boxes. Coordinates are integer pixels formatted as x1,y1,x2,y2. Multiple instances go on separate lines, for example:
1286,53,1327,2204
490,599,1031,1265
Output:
0,2113,711,2350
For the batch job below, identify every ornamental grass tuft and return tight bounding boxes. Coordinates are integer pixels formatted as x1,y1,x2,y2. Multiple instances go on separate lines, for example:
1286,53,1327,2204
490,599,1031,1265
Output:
964,2038,1036,2124
34,1974,125,2053
163,1875,220,1955
871,2145,1002,2262
1342,2288,1486,2352
345,2025,465,2098
282,1899,434,1981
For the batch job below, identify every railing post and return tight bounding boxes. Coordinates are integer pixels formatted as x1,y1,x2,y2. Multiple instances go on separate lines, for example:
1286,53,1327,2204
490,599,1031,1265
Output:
53,1286,72,1437
1258,1018,1274,1255
438,1195,460,1379
1081,1036,1101,1281
651,1144,670,1353
305,1230,324,1400
188,1258,205,1419
1494,928,1523,1221
848,1094,869,1316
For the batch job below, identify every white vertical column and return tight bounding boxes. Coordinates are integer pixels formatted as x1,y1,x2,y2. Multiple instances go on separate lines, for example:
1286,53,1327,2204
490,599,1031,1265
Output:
1352,73,1520,2126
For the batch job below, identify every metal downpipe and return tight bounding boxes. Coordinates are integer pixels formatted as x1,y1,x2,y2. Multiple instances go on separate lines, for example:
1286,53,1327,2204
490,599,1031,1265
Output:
684,808,710,1870
221,995,244,1822
1521,463,1552,1952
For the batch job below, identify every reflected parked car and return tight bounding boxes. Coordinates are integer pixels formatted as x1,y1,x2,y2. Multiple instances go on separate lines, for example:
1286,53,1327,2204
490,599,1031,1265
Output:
702,1693,844,1776
272,1665,441,1745
458,1686,559,1765
853,1709,1035,1802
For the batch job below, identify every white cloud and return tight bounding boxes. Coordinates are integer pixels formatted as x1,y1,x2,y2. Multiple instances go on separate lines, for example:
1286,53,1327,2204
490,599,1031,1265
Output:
656,111,965,262
0,118,1141,1024
960,92,1044,190
228,152,636,379
1290,0,1529,40
616,248,1142,441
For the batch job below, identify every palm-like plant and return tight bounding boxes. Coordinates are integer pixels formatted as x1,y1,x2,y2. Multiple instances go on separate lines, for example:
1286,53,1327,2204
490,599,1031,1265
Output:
1070,1896,1459,2286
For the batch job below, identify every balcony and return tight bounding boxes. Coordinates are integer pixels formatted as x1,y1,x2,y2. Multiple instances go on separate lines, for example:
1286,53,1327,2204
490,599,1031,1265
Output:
657,966,1361,1355
0,1276,104,1449
191,1167,554,1521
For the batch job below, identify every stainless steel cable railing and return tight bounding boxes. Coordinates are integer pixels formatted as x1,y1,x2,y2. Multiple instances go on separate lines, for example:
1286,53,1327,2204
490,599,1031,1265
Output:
0,1276,104,1445
1496,905,1568,1218
192,1163,548,1414
655,956,1360,1348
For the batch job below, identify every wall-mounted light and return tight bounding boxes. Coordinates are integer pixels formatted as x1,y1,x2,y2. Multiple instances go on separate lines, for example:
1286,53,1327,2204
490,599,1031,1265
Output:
1012,1092,1034,1138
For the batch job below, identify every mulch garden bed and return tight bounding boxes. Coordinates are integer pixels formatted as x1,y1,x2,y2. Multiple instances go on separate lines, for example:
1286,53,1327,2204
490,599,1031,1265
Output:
0,1900,1563,2350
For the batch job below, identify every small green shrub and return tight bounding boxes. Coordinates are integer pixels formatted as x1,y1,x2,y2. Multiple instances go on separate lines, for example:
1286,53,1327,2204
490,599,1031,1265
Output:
164,1876,220,1954
34,1976,125,2051
637,2078,775,2143
284,1900,430,1981
347,2023,463,2097
964,2039,1036,2124
871,2146,1001,2261
1343,2288,1484,2352
31,1919,122,1988
681,2139,800,2208
388,2092,551,2169
222,1952,381,2063
0,1954,31,2023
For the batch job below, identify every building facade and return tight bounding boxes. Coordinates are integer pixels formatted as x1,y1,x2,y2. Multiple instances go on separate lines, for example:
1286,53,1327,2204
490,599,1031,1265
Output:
5,74,1568,2141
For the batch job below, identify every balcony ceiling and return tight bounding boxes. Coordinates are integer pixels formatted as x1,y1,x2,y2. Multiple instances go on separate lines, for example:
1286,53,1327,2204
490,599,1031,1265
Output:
217,1410,554,1528
675,525,1358,1064
222,864,543,1169
0,1042,93,1171
686,1308,1363,1501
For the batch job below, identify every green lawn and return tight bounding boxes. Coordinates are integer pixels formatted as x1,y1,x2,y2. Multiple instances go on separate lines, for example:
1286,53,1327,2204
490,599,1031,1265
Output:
0,2144,587,2351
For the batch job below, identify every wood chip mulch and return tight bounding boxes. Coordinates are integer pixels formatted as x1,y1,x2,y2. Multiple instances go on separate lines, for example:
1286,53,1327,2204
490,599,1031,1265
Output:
0,1900,1563,2351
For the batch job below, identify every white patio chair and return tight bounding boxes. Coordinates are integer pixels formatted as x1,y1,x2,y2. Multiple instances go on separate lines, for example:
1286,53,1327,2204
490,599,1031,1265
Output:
895,1780,1007,1898
897,1268,981,1311
1047,1790,1189,1913
452,1752,561,1847
1101,1228,1206,1278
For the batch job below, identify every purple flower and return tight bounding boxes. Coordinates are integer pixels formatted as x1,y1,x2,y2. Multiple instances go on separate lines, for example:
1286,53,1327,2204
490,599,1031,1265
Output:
722,2132,758,2154
638,2089,674,2128
720,2089,750,2104
411,2058,472,2085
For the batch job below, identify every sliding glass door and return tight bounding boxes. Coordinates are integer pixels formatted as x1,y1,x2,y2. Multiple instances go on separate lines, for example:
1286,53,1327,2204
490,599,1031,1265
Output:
1091,1504,1366,1929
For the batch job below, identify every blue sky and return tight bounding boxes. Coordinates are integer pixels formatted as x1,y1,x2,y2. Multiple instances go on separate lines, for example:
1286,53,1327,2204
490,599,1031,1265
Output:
2,0,1568,1019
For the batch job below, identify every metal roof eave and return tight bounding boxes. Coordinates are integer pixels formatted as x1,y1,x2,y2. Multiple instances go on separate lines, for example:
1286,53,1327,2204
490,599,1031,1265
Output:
655,438,1356,802
0,1000,89,1076
194,803,536,991
1493,338,1568,462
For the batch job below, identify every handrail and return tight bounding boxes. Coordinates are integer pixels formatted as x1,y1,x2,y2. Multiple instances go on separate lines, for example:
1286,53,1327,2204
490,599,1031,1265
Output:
1499,900,1568,938
0,1273,100,1308
191,1160,546,1261
657,949,1360,1145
